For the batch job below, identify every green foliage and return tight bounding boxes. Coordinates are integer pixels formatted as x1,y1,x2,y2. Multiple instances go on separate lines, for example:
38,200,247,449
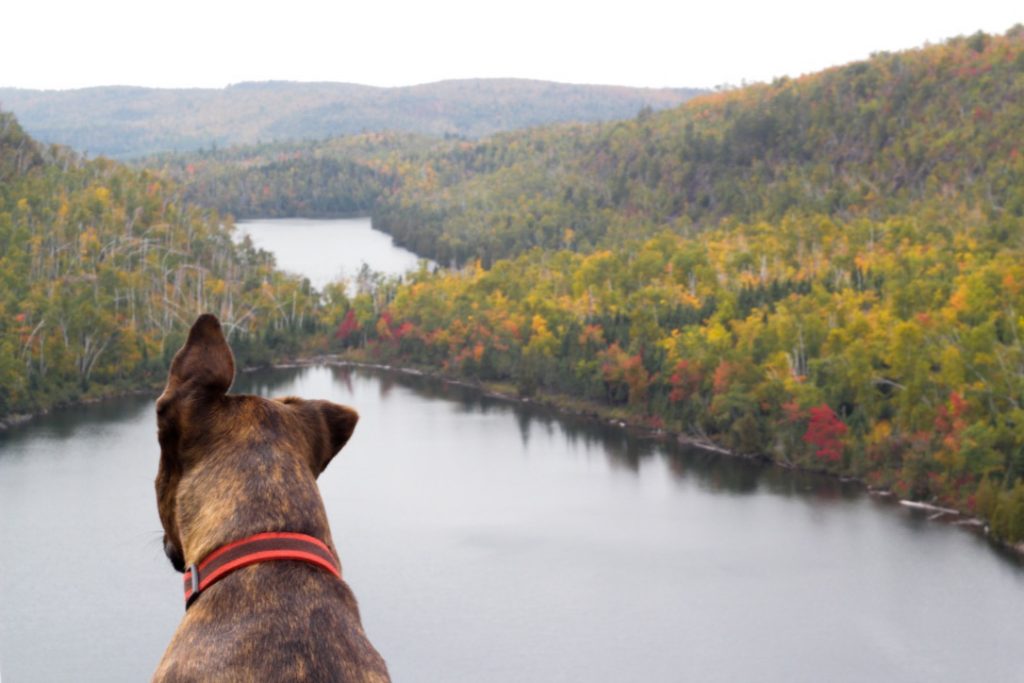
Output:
9,29,1024,545
0,112,323,419
990,482,1024,543
138,133,428,219
366,29,1024,267
306,30,1024,535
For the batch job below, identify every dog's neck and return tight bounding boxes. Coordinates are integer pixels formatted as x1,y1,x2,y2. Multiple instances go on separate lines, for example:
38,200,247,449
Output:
183,531,342,608
176,448,337,567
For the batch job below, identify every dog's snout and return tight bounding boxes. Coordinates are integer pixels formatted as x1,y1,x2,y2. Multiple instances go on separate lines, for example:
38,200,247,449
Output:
163,535,185,573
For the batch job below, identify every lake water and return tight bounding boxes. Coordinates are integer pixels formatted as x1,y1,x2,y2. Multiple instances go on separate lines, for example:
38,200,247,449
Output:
2,366,1024,681
2,220,1024,682
235,217,427,291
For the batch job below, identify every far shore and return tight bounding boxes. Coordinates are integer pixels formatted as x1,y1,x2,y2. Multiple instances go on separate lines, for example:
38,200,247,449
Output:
312,355,1024,562
3,353,1021,563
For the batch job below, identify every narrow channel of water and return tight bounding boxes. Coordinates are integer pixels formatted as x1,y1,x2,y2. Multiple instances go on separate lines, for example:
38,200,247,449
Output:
235,217,427,291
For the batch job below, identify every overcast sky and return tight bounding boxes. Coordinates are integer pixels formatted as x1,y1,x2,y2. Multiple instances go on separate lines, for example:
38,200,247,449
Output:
4,1,1021,91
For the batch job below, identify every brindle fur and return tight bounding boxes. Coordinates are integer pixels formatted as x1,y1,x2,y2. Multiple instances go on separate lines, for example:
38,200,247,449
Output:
153,314,390,682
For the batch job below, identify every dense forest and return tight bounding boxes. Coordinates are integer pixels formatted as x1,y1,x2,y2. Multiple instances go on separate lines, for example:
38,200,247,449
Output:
139,133,426,219
0,111,326,420
309,30,1024,543
0,80,702,159
5,29,1024,546
371,29,1024,265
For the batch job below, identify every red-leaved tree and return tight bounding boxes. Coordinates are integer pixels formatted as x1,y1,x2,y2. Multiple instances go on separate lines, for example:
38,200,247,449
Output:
803,404,847,463
334,309,360,341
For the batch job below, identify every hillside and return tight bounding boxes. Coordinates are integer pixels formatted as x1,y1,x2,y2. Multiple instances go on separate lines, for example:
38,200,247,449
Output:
153,29,1024,266
0,79,703,159
138,133,429,219
311,29,1024,542
0,111,326,421
371,29,1024,264
8,29,1024,543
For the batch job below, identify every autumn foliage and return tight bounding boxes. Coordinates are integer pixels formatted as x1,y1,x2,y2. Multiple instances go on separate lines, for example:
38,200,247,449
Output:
9,28,1024,547
327,29,1024,541
0,111,321,417
335,309,360,340
802,405,848,463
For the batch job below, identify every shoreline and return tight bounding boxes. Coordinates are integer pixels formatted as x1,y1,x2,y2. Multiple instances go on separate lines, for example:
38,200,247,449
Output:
0,383,162,432
4,354,1021,562
316,355,1024,562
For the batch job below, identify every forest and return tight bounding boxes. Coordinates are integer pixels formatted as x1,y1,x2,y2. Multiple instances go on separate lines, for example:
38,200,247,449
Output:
0,111,325,420
201,28,1024,543
4,28,1024,545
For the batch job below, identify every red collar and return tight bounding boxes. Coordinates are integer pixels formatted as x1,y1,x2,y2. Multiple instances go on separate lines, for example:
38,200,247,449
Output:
183,531,341,609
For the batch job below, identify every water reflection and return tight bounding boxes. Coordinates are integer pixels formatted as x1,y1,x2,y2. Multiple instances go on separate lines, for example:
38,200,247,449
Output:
3,362,1023,683
347,359,1017,571
333,364,862,503
0,392,153,451
234,364,312,396
201,362,999,537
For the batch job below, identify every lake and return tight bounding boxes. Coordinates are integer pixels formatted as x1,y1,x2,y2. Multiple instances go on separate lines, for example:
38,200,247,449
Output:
234,217,427,291
2,220,1023,682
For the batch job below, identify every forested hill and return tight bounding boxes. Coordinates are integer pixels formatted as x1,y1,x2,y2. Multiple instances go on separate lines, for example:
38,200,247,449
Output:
311,29,1024,543
0,111,324,421
372,28,1024,264
0,79,703,159
154,29,1024,266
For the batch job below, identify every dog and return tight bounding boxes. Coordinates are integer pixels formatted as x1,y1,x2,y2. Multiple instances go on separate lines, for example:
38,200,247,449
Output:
153,314,390,682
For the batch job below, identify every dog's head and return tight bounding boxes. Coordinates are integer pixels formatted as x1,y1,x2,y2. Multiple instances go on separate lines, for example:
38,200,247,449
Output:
155,314,358,571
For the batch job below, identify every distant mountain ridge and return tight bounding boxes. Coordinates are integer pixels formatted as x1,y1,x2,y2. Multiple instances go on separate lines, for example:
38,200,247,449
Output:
0,79,704,159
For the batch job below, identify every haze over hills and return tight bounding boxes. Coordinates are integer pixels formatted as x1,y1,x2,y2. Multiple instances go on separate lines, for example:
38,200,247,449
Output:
0,79,704,159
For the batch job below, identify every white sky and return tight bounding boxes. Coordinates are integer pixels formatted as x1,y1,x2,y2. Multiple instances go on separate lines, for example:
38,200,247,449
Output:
4,1,1021,90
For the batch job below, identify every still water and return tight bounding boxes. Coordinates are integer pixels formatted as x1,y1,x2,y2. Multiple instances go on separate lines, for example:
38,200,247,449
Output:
235,217,426,291
3,217,1024,681
1,365,1023,682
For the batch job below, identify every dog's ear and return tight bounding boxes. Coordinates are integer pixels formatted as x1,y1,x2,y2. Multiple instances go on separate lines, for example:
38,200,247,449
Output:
312,400,359,475
160,313,235,404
